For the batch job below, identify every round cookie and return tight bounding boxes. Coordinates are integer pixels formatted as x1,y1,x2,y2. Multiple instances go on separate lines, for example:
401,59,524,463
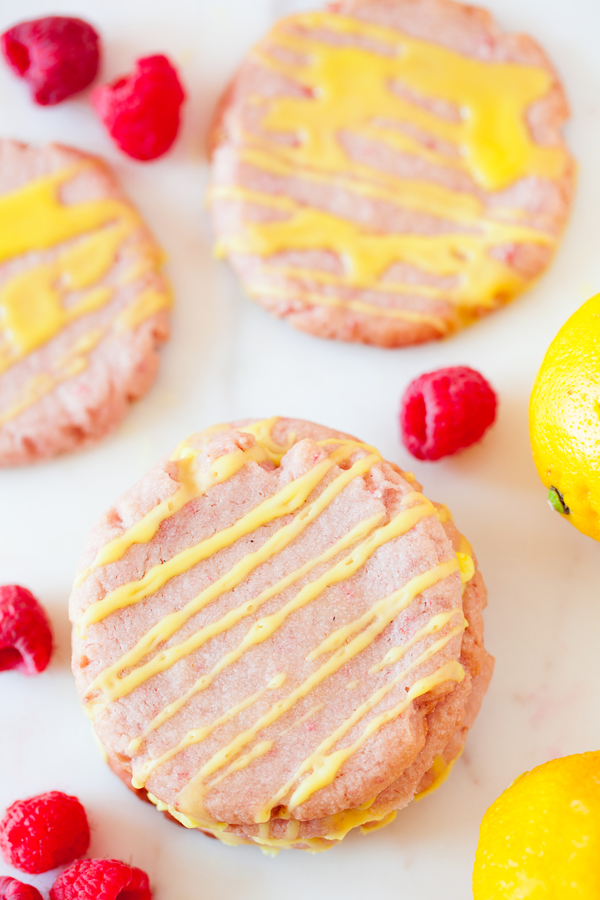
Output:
209,0,574,348
70,417,493,851
0,140,171,465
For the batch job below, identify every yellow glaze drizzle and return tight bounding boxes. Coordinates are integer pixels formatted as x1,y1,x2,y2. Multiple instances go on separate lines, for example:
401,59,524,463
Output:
414,748,463,801
212,11,570,326
286,660,464,810
146,791,395,852
115,287,172,331
75,418,472,847
0,164,170,425
266,621,464,815
359,810,398,834
0,328,105,427
75,419,289,588
457,551,475,585
78,448,349,631
125,515,381,755
368,608,464,674
176,558,459,821
127,501,437,784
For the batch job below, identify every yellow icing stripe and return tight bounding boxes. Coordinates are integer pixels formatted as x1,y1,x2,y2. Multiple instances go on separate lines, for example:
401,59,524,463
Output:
0,328,104,427
286,656,465,811
212,164,483,228
175,557,459,820
359,810,398,835
86,453,382,713
0,168,141,378
124,513,383,764
0,224,118,376
316,435,379,455
414,748,463,801
255,801,391,848
127,502,432,781
241,417,297,458
285,820,300,841
132,678,282,790
247,283,449,331
117,243,165,286
146,792,232,835
457,551,475,584
0,162,170,426
77,452,343,630
261,573,462,817
115,286,173,331
207,741,275,796
261,13,565,193
435,504,453,524
76,418,293,587
368,608,464,674
214,10,570,323
308,587,458,662
75,439,276,587
0,166,135,264
147,789,393,850
278,703,325,739
242,255,448,299
222,199,550,309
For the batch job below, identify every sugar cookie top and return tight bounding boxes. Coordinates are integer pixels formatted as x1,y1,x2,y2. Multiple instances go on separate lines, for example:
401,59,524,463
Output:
209,0,574,347
0,141,172,465
70,417,492,849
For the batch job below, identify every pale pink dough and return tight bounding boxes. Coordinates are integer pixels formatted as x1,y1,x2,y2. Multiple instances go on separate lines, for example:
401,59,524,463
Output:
209,0,574,348
0,140,171,466
70,418,493,848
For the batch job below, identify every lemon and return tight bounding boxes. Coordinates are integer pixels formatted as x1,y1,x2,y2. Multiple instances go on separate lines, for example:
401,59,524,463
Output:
473,751,600,899
530,292,600,541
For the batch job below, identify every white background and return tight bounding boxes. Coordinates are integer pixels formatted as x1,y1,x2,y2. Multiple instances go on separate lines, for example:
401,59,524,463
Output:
0,1,599,897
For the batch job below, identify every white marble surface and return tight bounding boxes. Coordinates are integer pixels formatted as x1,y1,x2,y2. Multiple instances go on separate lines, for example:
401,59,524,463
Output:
1,0,600,896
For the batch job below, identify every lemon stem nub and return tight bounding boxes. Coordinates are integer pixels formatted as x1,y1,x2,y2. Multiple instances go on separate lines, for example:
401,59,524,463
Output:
548,486,570,516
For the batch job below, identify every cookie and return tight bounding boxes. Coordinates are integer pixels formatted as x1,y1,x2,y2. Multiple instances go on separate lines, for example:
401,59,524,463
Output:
0,140,172,465
70,417,493,851
209,0,574,348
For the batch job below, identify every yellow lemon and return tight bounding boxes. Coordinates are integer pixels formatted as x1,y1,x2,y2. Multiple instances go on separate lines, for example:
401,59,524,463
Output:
530,292,600,541
473,751,600,899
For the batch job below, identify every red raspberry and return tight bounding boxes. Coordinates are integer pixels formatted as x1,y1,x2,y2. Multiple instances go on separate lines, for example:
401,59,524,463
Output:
0,586,52,676
0,792,89,874
0,16,100,106
49,859,152,900
92,55,185,161
0,878,43,900
399,365,497,461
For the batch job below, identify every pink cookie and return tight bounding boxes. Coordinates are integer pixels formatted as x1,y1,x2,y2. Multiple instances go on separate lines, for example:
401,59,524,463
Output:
209,0,574,348
70,417,493,850
0,140,171,465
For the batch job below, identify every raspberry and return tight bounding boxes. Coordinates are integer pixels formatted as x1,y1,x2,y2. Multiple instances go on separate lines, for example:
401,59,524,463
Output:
49,859,152,900
92,55,185,161
399,365,497,461
0,878,43,900
0,17,100,106
0,586,52,676
0,791,90,874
